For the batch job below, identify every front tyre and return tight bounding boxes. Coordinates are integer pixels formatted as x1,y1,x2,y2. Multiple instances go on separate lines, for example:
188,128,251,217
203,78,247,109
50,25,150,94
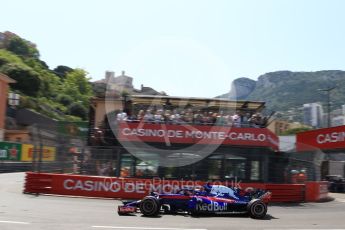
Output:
247,199,267,219
139,197,160,216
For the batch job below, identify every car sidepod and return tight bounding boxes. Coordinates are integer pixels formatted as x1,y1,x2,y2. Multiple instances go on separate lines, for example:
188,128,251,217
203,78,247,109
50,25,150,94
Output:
189,196,247,214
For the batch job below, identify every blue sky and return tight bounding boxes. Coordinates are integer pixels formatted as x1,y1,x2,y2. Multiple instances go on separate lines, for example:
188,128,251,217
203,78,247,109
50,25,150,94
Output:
1,0,345,97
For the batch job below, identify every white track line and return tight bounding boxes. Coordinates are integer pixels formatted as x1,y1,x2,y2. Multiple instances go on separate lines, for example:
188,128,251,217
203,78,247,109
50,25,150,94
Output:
0,220,30,225
336,198,345,203
92,226,207,230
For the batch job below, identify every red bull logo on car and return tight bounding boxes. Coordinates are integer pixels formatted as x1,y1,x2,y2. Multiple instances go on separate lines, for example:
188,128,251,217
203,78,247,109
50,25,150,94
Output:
196,201,227,211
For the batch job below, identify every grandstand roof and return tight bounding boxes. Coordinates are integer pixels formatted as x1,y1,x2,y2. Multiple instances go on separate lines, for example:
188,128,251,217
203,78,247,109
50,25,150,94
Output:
126,95,265,112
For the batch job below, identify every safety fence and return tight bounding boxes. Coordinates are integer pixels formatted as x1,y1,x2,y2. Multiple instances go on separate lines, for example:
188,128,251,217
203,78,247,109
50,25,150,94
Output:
23,172,328,202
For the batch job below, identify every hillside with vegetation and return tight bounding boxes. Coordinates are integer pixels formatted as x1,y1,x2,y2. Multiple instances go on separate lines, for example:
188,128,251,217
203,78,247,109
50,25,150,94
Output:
0,31,93,121
218,70,345,121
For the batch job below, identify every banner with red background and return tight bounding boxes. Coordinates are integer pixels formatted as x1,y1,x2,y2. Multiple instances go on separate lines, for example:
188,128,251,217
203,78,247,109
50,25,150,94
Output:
25,172,314,202
296,125,345,152
117,123,279,151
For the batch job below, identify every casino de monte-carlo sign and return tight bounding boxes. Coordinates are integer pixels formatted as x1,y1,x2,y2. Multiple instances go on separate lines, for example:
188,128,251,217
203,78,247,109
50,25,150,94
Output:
117,122,279,151
296,125,345,152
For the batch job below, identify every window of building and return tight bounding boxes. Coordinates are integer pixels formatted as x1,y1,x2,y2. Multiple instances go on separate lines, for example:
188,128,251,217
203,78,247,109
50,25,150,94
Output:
223,154,246,181
250,161,260,180
207,155,223,180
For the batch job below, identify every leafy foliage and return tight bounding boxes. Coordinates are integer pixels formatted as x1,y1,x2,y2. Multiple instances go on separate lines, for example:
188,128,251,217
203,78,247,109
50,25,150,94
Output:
53,65,73,78
62,69,93,108
7,36,39,58
56,94,73,106
0,49,27,67
0,63,41,96
0,32,93,121
68,102,88,120
281,127,312,135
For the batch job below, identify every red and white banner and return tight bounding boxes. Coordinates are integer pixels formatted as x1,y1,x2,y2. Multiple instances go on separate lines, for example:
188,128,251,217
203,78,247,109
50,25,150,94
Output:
118,123,279,150
25,172,315,202
50,174,267,199
296,125,345,151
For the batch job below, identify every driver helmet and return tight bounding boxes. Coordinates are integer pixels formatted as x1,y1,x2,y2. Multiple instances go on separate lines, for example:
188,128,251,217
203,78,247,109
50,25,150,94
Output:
203,183,212,192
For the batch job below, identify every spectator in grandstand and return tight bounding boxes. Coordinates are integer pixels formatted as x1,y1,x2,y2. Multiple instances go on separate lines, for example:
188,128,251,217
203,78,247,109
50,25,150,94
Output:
232,114,241,127
170,109,181,124
250,113,264,128
137,110,145,121
261,116,269,128
241,112,251,127
164,110,173,124
215,111,226,125
154,109,164,123
126,112,137,121
248,113,257,127
194,110,203,124
179,110,187,124
201,112,210,124
208,112,215,124
185,109,194,123
118,106,267,128
144,109,154,122
116,111,127,121
210,112,218,125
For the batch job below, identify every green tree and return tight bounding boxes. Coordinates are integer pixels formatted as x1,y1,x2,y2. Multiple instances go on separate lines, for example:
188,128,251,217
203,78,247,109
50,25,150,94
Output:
56,94,73,106
7,36,39,58
68,102,88,120
53,65,73,78
0,63,41,96
0,49,27,67
62,69,93,106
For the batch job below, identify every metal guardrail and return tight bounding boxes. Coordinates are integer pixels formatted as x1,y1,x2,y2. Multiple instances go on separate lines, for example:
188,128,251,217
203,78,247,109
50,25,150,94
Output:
0,161,68,173
0,161,32,173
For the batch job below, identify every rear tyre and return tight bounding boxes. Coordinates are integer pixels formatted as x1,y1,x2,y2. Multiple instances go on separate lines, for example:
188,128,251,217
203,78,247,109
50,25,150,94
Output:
139,197,160,216
247,199,267,219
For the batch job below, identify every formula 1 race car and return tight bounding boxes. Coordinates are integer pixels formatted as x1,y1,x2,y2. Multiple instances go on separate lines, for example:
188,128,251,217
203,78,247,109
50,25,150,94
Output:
117,184,271,219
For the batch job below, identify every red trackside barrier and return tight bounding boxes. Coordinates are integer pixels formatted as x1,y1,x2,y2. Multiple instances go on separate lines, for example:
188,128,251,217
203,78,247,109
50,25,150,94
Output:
23,172,326,202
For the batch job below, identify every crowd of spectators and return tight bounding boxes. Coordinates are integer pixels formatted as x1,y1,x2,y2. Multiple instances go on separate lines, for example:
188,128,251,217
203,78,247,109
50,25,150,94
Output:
116,108,268,128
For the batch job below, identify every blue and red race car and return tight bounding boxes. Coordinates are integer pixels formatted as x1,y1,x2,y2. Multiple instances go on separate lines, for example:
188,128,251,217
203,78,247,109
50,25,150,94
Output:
118,184,271,219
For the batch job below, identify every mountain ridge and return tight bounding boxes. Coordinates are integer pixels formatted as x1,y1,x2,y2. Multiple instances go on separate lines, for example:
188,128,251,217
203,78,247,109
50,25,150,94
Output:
217,70,345,120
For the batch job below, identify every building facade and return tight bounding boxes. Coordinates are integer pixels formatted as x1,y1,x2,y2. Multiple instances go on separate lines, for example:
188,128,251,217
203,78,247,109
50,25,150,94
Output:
332,116,345,127
0,73,16,141
303,103,324,128
267,120,290,135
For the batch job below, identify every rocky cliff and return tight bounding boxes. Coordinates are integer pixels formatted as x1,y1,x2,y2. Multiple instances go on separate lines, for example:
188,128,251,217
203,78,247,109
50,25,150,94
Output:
218,70,345,113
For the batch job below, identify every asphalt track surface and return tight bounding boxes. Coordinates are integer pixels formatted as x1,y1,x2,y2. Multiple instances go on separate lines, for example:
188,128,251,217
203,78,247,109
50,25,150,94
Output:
1,173,345,230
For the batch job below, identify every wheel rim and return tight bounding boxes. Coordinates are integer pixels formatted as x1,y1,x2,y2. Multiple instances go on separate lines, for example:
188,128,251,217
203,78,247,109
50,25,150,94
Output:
143,201,154,212
253,203,265,216
140,198,159,216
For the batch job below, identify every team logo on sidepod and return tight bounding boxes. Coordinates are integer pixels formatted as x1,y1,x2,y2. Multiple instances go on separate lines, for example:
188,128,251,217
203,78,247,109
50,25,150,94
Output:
196,201,227,211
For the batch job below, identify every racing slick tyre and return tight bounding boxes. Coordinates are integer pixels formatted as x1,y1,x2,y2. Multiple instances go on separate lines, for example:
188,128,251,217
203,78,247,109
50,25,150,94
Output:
247,199,267,219
139,196,160,216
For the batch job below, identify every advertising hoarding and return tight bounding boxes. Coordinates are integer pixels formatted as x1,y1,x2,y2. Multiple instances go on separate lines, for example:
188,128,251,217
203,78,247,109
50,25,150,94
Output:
0,141,21,161
21,144,56,161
